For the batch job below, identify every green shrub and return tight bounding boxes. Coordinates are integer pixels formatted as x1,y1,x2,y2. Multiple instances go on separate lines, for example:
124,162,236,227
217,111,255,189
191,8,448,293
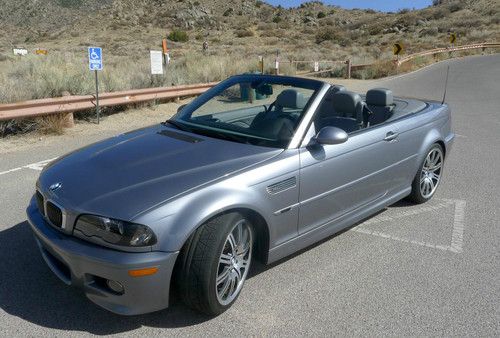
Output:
235,29,254,38
315,27,350,46
168,30,189,42
58,0,82,8
317,11,326,19
272,16,282,23
223,8,233,16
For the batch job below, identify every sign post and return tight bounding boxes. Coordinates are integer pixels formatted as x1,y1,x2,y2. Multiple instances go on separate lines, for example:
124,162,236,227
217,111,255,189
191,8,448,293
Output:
449,33,456,46
259,56,264,74
88,47,103,124
162,38,170,67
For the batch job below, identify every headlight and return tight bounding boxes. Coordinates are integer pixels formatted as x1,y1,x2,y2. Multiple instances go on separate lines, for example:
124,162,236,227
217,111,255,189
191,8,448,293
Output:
74,215,157,247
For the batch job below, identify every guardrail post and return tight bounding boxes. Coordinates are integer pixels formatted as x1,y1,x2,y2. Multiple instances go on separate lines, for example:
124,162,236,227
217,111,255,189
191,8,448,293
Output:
345,59,351,79
61,91,74,128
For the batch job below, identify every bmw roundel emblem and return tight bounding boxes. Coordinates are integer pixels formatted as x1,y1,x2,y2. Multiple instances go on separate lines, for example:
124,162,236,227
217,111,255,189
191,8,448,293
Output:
49,182,62,191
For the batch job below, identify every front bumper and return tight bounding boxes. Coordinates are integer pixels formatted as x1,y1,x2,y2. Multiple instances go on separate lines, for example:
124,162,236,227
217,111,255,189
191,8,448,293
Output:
27,198,179,315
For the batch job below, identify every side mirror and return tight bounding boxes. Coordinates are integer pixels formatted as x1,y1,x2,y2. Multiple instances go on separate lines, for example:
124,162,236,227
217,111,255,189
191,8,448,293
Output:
314,126,348,145
177,104,187,114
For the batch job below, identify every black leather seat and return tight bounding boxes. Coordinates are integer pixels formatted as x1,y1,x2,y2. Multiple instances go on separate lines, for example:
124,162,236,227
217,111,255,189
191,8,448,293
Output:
318,91,364,133
366,88,394,126
316,85,346,121
251,89,306,140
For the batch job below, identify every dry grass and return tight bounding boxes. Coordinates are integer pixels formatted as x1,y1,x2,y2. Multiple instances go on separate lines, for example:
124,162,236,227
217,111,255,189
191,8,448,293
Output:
0,52,262,104
37,114,68,135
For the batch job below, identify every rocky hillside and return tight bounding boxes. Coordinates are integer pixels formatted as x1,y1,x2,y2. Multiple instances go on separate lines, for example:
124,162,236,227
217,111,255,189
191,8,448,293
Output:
0,0,497,75
0,0,498,61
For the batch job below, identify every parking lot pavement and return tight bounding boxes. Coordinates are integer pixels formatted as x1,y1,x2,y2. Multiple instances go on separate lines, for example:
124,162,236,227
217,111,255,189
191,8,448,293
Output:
0,54,498,336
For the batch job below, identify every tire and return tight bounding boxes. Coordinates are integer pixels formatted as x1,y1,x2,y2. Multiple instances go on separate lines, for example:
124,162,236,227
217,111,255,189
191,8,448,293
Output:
408,143,444,204
175,212,253,315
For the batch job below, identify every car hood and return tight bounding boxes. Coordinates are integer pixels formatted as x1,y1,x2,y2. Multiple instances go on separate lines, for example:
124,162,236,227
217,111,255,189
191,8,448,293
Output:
38,124,281,220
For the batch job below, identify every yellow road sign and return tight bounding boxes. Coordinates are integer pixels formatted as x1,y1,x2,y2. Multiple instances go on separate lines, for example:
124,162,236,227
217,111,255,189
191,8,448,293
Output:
450,33,456,44
35,49,48,55
393,43,404,55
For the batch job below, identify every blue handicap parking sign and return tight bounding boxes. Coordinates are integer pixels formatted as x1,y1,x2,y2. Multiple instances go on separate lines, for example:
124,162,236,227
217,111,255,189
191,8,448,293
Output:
88,47,103,71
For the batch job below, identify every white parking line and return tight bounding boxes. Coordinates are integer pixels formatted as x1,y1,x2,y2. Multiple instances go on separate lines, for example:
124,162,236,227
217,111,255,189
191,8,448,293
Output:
353,198,466,254
0,157,57,177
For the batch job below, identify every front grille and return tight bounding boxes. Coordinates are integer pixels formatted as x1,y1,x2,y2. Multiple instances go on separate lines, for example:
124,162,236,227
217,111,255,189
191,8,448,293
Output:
35,191,45,216
46,201,63,228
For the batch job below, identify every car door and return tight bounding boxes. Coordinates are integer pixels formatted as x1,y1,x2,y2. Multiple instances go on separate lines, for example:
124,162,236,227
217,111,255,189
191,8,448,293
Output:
298,122,407,234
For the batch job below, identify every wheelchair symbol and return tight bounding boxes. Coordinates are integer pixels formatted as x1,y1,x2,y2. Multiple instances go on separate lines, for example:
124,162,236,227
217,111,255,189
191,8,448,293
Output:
90,49,99,60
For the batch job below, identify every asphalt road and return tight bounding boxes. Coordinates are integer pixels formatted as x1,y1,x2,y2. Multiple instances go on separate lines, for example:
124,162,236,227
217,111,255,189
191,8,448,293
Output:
0,54,499,336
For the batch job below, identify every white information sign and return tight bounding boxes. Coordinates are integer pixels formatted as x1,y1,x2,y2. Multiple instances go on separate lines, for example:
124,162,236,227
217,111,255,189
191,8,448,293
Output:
13,48,28,56
314,61,319,72
150,50,164,75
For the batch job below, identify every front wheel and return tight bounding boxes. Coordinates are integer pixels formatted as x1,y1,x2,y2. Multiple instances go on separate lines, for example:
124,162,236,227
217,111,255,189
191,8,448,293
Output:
176,212,253,315
408,143,444,204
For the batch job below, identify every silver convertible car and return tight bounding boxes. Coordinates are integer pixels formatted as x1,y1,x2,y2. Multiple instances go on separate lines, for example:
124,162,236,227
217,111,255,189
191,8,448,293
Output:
28,74,454,316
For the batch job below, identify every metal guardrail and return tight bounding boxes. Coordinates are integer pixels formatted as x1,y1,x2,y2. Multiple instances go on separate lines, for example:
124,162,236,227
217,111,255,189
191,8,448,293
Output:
397,42,500,66
0,83,217,122
0,43,497,122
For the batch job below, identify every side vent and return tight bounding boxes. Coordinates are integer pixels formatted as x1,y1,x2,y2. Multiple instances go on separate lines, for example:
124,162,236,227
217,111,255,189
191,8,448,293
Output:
266,177,297,195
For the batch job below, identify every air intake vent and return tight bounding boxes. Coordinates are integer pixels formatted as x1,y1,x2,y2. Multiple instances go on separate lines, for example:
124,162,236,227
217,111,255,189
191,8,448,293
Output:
267,177,297,195
36,191,45,216
46,202,63,228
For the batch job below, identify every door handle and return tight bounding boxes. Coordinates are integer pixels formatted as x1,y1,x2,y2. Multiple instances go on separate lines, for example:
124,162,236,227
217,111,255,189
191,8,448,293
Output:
384,131,399,141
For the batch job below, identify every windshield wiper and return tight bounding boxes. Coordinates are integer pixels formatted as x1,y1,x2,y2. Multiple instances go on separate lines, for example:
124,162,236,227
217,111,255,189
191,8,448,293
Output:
192,128,247,143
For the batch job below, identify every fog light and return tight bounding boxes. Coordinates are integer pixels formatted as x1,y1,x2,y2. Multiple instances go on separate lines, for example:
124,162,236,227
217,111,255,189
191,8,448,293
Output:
106,279,124,294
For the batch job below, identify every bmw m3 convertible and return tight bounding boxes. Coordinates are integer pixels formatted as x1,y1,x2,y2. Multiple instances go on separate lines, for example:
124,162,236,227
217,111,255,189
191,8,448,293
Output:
28,74,454,315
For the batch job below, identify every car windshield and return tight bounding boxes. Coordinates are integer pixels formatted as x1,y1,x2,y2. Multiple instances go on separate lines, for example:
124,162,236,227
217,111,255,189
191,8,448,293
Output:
170,75,322,148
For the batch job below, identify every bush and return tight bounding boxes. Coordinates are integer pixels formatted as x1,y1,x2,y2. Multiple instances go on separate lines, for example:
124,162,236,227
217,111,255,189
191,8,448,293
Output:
235,29,254,38
448,2,464,12
168,30,189,42
317,11,326,19
272,16,282,23
223,8,233,17
315,27,350,46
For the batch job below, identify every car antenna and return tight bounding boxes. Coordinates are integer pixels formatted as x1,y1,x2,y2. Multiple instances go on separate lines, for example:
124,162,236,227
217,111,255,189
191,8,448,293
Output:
441,65,450,104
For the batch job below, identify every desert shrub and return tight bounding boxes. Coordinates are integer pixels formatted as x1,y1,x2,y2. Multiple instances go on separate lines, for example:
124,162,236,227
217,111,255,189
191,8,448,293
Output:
223,8,233,17
37,115,68,135
315,28,350,46
168,30,189,42
235,29,254,38
272,16,282,23
255,0,264,8
58,0,82,8
396,12,419,26
352,60,396,79
447,2,464,13
317,11,326,19
368,23,385,35
429,7,450,20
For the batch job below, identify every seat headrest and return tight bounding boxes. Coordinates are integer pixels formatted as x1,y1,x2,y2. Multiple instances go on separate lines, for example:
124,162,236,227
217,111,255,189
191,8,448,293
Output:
366,88,393,106
332,91,362,118
331,85,346,93
276,89,307,109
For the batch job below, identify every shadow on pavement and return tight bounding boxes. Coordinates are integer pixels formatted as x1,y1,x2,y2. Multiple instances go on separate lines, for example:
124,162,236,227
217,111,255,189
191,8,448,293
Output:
0,202,401,333
0,221,211,335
